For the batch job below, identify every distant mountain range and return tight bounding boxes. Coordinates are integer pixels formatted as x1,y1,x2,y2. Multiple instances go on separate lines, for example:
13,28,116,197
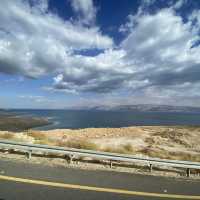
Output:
84,104,200,113
1,105,200,113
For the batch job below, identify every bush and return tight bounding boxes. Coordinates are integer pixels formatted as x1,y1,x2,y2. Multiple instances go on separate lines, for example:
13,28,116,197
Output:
26,130,47,140
57,140,98,150
102,143,134,154
123,143,134,152
0,132,14,140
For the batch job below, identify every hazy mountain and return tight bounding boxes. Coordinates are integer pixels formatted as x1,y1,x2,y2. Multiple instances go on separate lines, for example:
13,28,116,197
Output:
87,104,200,113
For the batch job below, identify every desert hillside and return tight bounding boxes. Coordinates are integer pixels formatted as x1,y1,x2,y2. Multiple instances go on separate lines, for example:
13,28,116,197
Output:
0,126,200,162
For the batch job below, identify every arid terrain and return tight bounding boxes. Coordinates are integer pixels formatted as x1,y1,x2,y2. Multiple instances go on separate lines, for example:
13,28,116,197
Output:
0,112,50,131
0,126,200,162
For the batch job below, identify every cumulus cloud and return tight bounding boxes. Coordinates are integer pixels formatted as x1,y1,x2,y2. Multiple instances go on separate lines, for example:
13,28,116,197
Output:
52,49,131,93
173,0,188,10
1,0,200,106
120,7,200,99
57,4,200,98
70,0,96,25
109,3,200,105
0,0,113,78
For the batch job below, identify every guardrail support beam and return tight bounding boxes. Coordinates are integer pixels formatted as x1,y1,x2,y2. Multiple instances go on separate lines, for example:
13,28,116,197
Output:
26,150,32,159
69,155,73,164
65,155,74,164
149,164,153,172
110,160,113,168
186,168,190,177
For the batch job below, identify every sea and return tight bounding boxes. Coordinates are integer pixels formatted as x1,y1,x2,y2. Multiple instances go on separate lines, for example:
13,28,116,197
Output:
5,109,200,130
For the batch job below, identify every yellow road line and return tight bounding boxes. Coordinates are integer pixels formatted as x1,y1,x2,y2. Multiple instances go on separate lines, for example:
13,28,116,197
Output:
0,175,199,199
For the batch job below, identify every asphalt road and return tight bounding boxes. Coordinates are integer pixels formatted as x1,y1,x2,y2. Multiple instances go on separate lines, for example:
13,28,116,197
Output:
0,158,199,200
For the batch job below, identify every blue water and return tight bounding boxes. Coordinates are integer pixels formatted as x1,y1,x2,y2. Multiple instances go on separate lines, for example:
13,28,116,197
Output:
5,109,200,130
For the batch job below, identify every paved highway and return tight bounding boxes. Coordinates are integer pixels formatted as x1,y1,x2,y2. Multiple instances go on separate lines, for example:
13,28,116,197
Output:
0,158,199,200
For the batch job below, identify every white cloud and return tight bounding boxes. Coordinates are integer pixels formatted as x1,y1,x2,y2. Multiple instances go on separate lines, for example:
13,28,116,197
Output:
118,6,200,105
121,8,200,80
189,10,200,29
70,0,96,25
0,0,113,77
1,0,200,106
119,14,136,33
52,49,130,93
173,0,188,10
19,95,55,103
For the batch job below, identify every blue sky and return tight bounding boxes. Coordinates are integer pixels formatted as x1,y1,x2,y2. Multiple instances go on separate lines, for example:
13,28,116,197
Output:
0,0,200,109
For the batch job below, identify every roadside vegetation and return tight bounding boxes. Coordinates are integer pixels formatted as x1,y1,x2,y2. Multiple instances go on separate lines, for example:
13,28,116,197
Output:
0,126,200,162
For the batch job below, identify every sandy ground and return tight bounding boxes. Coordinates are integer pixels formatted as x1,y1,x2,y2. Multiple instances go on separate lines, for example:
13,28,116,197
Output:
0,126,200,162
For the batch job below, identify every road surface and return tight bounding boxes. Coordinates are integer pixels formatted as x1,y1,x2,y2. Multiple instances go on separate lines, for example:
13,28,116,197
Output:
0,158,199,200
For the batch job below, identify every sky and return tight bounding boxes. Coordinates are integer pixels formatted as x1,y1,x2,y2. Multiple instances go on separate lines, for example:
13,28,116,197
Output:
0,0,200,109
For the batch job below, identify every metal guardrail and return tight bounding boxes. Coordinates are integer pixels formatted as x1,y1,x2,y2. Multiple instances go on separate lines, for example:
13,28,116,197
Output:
0,139,199,176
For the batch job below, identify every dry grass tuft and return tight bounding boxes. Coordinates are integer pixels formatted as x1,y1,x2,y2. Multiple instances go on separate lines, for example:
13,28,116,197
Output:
26,130,47,140
102,143,135,154
57,139,98,150
0,132,14,140
26,130,58,146
35,138,56,146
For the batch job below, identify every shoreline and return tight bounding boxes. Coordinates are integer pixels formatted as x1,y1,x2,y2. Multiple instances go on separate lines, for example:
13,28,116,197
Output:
0,112,51,132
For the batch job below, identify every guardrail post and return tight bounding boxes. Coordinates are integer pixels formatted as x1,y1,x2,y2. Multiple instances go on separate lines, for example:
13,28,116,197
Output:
65,155,74,164
110,160,113,168
69,155,73,164
27,150,32,159
186,168,191,177
149,163,153,172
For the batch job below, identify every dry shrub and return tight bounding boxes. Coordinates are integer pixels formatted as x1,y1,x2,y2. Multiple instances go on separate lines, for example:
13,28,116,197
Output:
26,130,58,146
122,143,134,153
103,147,126,154
151,130,191,148
0,132,14,140
35,138,56,146
153,130,184,139
168,151,200,162
140,146,200,162
57,139,135,154
102,143,135,154
57,139,98,150
140,147,170,159
26,130,47,140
